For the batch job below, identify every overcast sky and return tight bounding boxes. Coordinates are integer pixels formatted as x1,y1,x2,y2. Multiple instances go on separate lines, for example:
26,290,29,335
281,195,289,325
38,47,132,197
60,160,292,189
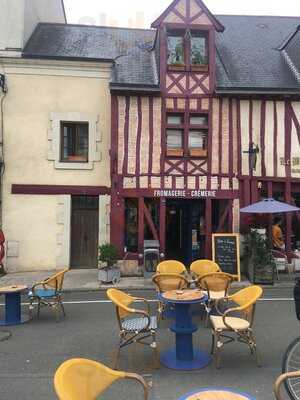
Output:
64,0,300,28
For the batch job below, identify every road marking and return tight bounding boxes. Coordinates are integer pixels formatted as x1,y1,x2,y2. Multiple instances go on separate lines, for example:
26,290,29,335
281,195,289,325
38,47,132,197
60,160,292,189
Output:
0,298,295,306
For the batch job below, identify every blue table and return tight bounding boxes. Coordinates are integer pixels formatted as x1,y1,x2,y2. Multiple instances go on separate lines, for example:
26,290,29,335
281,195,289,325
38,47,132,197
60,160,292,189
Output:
178,388,256,399
0,285,28,326
159,290,210,370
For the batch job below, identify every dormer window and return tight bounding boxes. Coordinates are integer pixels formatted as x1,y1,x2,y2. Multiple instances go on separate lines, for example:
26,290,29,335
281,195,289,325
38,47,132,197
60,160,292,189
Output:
191,32,208,66
167,33,185,66
167,29,208,71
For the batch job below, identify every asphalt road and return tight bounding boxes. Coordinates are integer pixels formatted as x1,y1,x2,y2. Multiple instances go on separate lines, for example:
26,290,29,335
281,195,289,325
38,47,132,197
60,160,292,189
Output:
0,288,298,400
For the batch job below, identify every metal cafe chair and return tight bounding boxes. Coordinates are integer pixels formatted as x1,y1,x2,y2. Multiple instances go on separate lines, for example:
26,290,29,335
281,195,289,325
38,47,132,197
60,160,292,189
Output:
152,273,189,320
190,259,221,279
197,272,233,325
107,288,159,369
210,285,263,369
156,260,186,274
28,268,69,322
54,358,149,400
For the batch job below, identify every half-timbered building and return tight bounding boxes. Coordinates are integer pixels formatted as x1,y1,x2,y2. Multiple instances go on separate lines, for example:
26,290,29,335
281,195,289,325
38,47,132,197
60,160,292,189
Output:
110,0,300,267
1,0,300,272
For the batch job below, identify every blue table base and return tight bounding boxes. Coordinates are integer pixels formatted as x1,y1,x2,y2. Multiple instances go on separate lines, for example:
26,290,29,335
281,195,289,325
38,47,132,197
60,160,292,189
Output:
160,348,211,370
0,291,29,326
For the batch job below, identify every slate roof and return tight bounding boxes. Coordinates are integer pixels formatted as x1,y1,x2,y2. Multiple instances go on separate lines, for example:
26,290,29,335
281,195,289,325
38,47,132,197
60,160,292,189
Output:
23,23,158,87
279,25,300,82
22,16,300,92
216,15,300,92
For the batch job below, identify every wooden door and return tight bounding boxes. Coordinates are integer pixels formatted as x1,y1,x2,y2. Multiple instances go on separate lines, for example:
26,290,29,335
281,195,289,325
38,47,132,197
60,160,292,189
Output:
71,196,99,269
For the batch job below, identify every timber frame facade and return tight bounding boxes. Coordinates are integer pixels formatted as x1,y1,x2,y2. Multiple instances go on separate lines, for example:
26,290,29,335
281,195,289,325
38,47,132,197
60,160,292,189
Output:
110,0,300,265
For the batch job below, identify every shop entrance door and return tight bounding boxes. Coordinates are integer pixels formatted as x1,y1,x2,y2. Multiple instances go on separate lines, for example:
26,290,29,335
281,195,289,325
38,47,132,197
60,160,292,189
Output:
71,196,99,269
166,199,205,265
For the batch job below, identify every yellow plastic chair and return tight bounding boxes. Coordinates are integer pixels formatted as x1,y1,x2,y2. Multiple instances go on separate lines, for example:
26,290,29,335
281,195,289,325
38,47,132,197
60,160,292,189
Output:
197,272,233,325
29,268,69,322
156,260,186,274
54,358,149,400
190,259,221,279
152,273,189,320
210,285,263,368
107,288,159,369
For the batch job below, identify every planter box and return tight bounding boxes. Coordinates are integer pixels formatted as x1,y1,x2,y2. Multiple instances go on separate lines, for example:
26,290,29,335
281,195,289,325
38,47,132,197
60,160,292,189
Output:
166,148,184,157
191,65,209,72
98,267,121,284
189,148,207,158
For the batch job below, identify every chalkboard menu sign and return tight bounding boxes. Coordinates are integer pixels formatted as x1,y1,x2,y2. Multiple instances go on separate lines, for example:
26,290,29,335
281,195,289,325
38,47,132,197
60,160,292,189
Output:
212,234,241,281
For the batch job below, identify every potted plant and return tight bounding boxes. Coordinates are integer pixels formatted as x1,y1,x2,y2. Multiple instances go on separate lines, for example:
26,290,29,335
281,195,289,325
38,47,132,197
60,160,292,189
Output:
243,229,275,285
98,243,121,284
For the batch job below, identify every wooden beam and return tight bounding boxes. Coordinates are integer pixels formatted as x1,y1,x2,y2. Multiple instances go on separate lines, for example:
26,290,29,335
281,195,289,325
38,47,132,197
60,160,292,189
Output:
138,197,144,264
144,203,159,241
205,199,212,258
159,198,166,255
285,181,292,260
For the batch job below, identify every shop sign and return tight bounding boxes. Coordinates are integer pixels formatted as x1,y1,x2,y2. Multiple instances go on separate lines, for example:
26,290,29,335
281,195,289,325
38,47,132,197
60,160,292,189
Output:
153,189,217,198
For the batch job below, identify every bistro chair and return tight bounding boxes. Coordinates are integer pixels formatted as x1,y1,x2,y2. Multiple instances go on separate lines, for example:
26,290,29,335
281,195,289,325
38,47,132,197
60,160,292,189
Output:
197,272,233,325
152,273,189,320
54,358,149,400
28,268,69,322
156,260,186,275
190,259,221,279
274,371,300,400
210,285,263,368
107,288,159,369
272,249,288,280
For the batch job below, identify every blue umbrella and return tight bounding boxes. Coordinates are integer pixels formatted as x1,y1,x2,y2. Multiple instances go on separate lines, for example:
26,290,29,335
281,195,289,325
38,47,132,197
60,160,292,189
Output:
240,198,300,214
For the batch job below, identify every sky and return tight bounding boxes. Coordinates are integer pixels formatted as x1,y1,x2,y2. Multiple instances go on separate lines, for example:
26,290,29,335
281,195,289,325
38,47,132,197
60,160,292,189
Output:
64,0,300,28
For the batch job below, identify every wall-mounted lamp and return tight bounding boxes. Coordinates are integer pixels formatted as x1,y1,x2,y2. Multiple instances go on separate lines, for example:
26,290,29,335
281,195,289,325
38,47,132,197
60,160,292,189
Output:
243,142,259,172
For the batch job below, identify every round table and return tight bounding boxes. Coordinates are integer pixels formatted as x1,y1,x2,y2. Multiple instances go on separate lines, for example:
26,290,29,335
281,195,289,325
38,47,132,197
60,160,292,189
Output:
159,289,210,370
178,388,256,400
0,285,28,326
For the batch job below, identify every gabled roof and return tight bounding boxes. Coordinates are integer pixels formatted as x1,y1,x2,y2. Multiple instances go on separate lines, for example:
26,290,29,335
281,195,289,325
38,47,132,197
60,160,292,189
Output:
151,0,224,32
23,23,158,87
22,16,300,93
216,15,300,92
277,25,300,83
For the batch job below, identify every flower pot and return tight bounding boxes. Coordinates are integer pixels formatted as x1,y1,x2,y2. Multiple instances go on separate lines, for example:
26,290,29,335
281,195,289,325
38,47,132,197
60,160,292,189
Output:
98,266,121,284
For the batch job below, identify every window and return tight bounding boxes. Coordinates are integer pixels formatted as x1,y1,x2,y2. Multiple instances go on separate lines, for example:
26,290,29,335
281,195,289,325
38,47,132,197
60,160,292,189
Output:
167,30,208,70
191,33,208,66
125,199,138,252
189,113,208,156
165,112,208,158
167,34,184,65
166,113,184,156
60,122,89,163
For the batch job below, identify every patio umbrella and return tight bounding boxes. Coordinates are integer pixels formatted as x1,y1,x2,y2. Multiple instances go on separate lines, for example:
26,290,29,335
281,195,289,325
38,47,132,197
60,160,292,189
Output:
240,198,300,214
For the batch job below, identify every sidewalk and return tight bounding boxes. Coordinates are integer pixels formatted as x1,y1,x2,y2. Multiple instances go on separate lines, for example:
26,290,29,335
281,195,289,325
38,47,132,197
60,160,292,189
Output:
0,269,254,292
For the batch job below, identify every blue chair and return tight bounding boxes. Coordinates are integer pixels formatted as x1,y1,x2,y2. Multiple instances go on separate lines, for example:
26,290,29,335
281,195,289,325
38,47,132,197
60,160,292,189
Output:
28,268,69,322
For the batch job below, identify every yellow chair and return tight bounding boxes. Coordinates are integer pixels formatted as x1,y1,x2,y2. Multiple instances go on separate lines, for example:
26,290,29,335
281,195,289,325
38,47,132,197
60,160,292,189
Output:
152,273,189,320
28,268,69,322
210,285,263,368
156,260,186,274
197,272,233,325
274,371,300,400
107,288,159,369
190,260,221,279
54,358,149,400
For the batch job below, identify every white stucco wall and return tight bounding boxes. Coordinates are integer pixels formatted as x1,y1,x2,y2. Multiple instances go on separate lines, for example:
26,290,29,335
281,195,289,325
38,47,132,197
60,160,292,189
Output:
0,58,112,271
0,0,65,54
